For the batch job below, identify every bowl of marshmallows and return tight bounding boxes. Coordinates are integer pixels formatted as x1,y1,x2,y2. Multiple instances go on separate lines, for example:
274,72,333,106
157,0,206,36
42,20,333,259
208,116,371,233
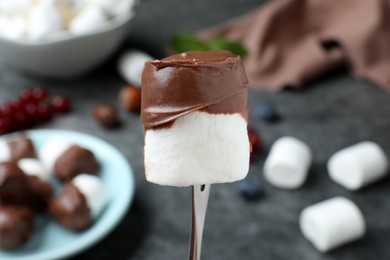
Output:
0,0,137,79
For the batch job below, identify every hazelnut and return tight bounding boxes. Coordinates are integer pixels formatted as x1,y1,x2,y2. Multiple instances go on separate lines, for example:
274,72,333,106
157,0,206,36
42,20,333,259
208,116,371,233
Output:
118,85,141,112
93,103,120,128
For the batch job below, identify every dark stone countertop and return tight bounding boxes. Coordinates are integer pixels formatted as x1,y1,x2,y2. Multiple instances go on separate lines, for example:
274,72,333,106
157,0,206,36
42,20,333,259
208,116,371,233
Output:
1,1,390,259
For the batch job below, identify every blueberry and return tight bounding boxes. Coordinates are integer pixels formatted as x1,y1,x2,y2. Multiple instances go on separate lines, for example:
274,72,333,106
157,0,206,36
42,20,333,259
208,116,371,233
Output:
235,176,262,201
256,104,280,122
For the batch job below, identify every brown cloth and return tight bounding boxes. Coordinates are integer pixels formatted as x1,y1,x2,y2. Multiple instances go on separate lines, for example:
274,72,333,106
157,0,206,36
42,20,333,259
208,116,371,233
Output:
200,0,390,91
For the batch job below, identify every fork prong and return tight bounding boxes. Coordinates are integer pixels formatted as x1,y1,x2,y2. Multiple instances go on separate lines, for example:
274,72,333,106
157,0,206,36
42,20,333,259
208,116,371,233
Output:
189,184,211,260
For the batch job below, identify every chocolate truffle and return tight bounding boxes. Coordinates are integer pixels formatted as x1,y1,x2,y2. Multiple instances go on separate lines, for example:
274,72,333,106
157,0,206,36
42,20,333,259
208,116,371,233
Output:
0,206,35,250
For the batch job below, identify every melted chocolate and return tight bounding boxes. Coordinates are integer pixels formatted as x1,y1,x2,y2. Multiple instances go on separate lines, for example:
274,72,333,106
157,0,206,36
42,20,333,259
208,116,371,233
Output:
7,136,35,162
0,206,35,250
54,145,99,182
141,50,249,129
49,183,92,231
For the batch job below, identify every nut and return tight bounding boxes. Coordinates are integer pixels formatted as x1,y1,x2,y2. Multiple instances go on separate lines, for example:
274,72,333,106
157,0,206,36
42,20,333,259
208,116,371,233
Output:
118,85,141,112
92,103,120,128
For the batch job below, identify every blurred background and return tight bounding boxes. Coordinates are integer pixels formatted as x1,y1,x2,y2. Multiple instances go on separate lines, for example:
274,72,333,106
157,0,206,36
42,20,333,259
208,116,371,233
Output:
1,0,390,259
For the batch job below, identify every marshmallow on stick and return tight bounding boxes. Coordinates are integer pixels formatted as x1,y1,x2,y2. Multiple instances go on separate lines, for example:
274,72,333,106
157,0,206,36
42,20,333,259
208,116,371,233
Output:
141,50,250,186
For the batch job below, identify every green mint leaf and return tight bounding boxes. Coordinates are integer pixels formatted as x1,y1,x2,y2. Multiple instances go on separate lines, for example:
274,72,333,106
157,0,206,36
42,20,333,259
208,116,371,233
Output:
208,38,248,59
171,33,209,53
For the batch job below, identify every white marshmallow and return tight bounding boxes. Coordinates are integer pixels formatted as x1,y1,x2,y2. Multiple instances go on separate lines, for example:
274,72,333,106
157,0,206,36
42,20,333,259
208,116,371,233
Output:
28,4,65,40
263,137,312,189
300,197,366,252
69,4,107,35
144,111,250,186
38,138,73,173
0,140,11,162
18,158,51,181
0,0,30,16
328,142,388,190
118,50,153,87
0,15,27,40
72,174,106,218
94,0,133,17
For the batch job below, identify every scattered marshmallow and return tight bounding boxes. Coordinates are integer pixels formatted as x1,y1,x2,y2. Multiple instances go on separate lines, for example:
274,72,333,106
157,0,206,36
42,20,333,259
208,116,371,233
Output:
0,140,11,162
327,142,388,190
18,158,51,181
38,138,73,173
28,4,65,40
144,111,250,186
0,0,127,41
0,15,27,40
263,137,312,189
0,0,30,16
72,174,106,218
95,0,133,17
69,4,107,35
300,197,366,252
118,50,153,87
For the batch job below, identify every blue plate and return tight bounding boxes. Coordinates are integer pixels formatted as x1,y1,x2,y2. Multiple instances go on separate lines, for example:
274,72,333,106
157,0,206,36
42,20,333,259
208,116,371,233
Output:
0,129,135,260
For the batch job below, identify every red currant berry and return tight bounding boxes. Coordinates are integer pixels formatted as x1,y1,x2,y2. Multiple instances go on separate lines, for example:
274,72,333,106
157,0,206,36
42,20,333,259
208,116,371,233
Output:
32,88,49,101
10,100,23,113
0,117,14,134
248,127,261,151
25,102,39,122
14,111,30,129
52,96,70,113
37,104,53,121
20,88,34,104
0,101,13,117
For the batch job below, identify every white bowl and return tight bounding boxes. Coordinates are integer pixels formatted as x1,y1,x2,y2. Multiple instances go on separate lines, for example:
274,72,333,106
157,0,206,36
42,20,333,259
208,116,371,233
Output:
0,1,137,79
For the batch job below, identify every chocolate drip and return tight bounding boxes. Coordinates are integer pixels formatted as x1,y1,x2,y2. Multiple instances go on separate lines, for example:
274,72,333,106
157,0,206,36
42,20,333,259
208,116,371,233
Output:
141,50,249,129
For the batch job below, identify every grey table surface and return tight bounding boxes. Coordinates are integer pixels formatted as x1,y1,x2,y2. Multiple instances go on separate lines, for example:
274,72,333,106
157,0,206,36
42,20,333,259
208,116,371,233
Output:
1,0,390,259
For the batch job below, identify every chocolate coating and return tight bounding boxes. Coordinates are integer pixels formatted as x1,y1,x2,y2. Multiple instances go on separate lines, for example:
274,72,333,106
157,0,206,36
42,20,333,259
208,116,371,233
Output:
0,206,35,250
0,162,31,206
54,145,99,182
49,183,92,231
141,50,249,129
7,136,35,162
27,176,53,212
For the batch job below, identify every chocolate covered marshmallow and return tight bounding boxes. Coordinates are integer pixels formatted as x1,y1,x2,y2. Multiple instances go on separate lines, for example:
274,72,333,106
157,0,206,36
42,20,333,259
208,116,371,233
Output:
39,138,99,182
141,50,250,186
49,174,106,231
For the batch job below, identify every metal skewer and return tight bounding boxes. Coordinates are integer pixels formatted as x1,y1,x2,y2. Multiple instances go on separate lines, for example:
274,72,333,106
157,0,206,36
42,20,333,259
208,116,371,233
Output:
189,184,211,260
